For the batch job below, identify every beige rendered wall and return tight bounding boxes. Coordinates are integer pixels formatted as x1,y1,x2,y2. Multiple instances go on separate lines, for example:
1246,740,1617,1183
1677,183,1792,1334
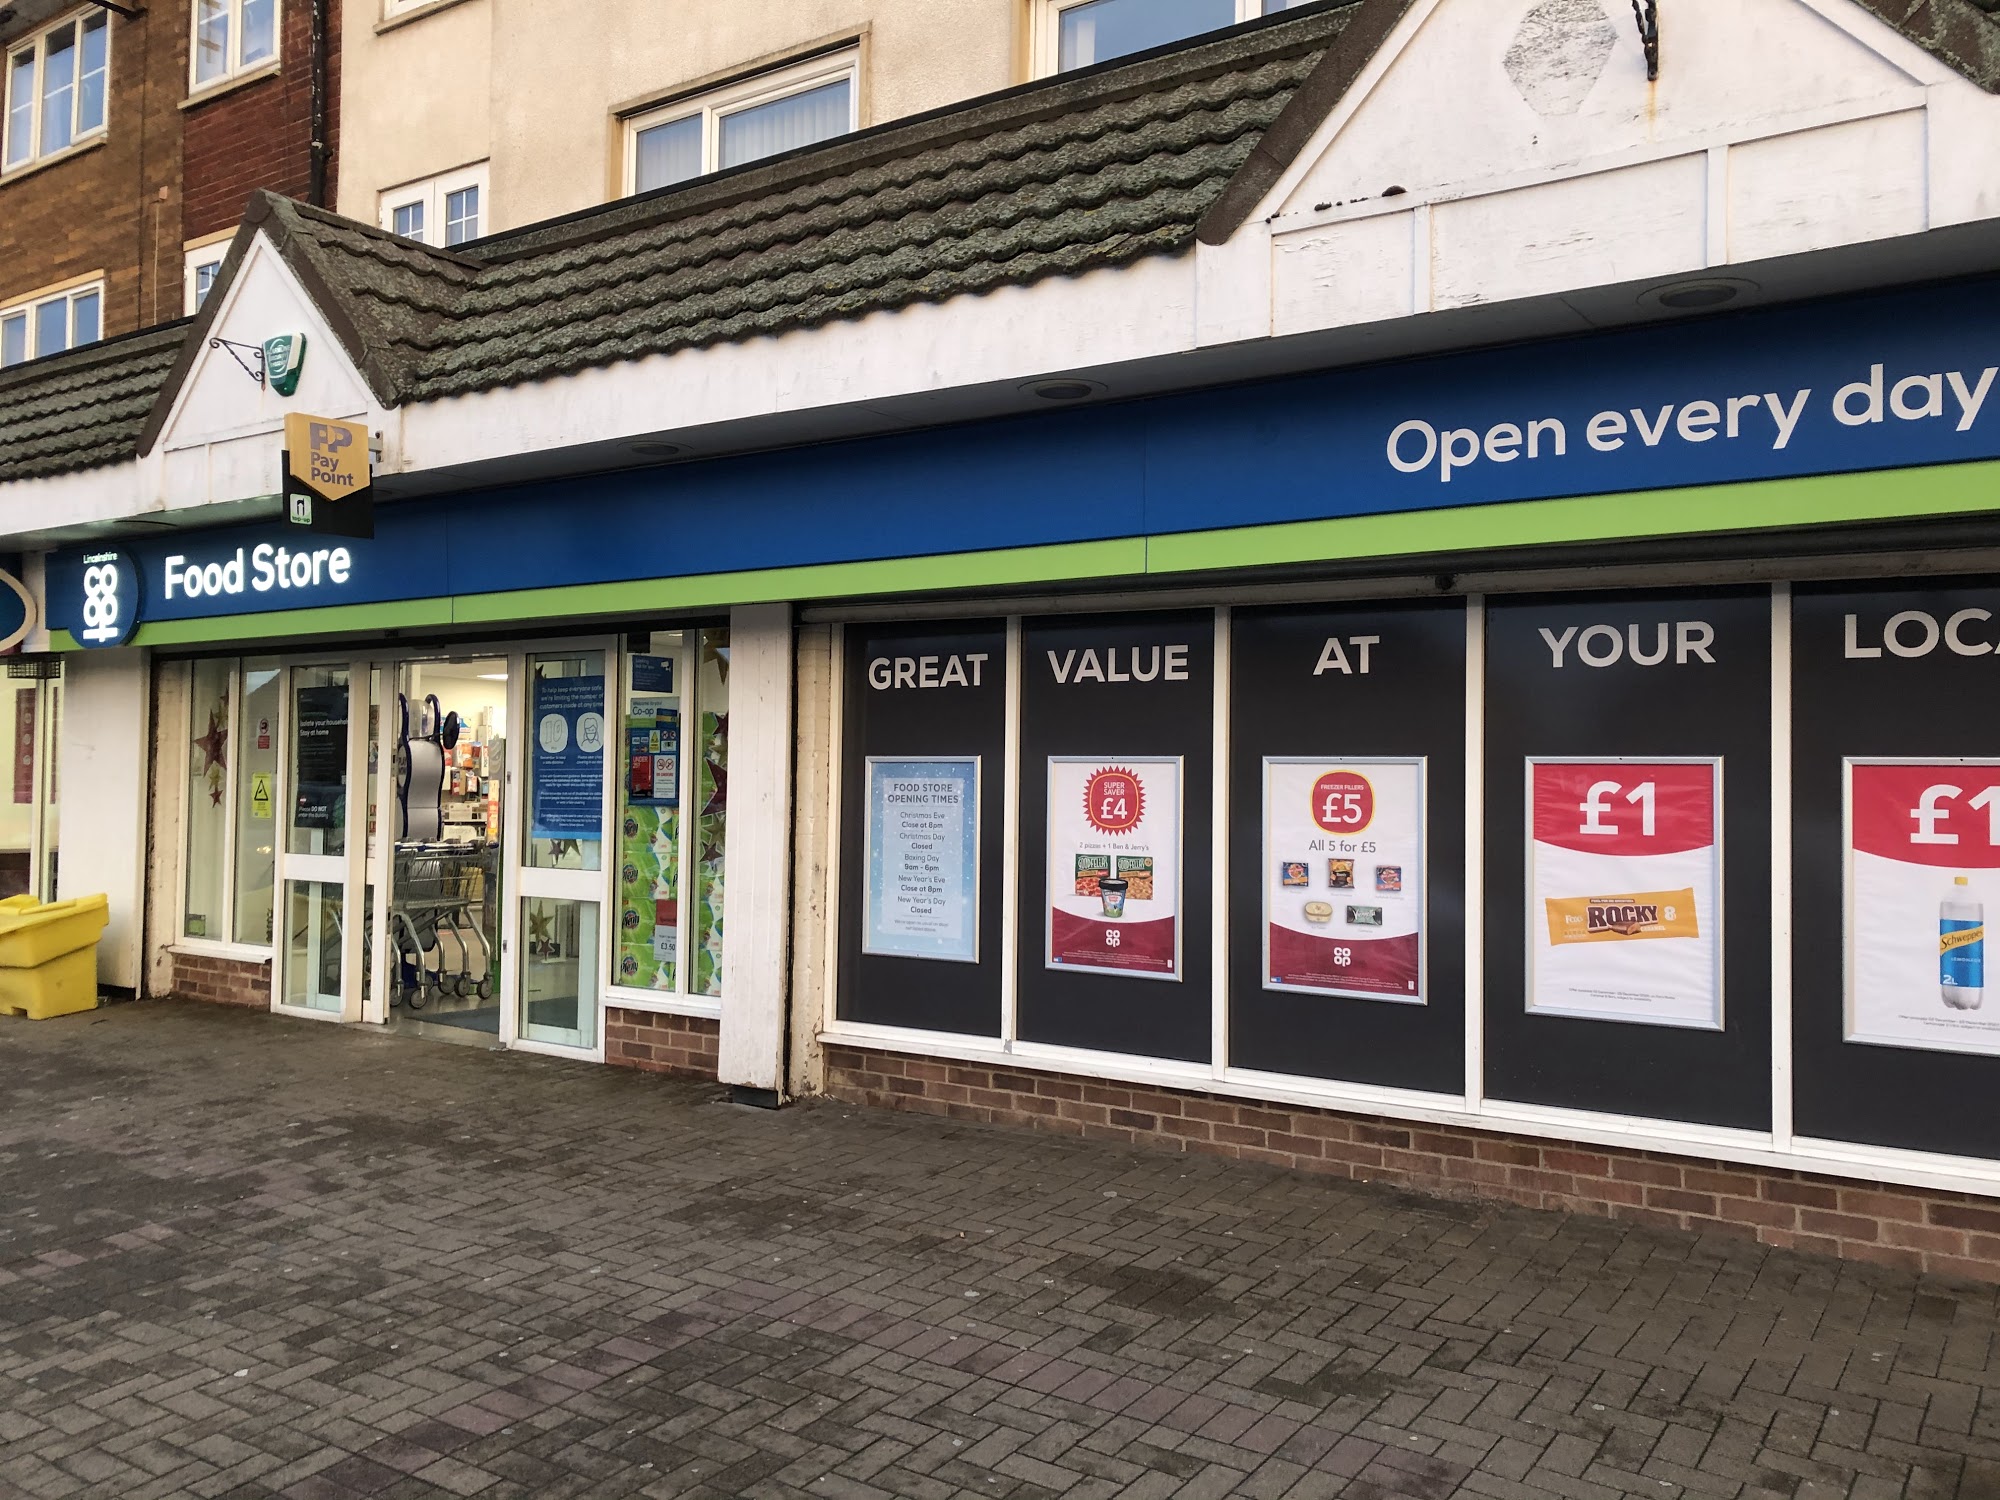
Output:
339,0,1019,234
335,0,494,225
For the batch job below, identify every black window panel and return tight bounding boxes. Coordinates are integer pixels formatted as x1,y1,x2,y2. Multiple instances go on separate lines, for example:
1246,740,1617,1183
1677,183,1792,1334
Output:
837,619,1007,1035
1229,601,1466,1093
1483,589,1771,1128
1793,580,2000,1158
1017,611,1214,1061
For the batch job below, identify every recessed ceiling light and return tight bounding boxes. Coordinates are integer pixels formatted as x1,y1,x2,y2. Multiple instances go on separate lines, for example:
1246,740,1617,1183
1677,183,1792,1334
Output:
1642,277,1758,313
625,440,684,459
1022,378,1104,402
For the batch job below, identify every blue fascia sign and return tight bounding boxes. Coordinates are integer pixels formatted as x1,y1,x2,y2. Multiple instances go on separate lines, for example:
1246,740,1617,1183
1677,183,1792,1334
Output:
44,277,2000,646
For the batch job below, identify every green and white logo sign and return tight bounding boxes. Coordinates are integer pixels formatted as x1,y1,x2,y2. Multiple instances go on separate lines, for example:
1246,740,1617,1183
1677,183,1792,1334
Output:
264,333,308,397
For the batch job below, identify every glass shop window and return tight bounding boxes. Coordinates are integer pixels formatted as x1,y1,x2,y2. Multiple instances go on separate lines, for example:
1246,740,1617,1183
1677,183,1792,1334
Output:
179,655,281,946
614,625,730,1000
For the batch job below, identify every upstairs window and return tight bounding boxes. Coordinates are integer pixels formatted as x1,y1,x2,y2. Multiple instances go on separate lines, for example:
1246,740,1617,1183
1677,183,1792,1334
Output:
379,162,489,247
0,280,103,368
184,237,230,314
3,11,108,171
626,49,857,197
191,0,277,92
1042,0,1304,73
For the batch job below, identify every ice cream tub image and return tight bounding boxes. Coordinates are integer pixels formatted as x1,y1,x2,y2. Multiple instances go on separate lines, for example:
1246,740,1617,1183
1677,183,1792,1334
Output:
1099,877,1130,918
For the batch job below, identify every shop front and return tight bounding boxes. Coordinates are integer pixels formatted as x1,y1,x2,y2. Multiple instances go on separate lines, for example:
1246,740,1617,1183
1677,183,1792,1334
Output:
47,520,744,1066
30,275,2000,1267
146,631,729,1056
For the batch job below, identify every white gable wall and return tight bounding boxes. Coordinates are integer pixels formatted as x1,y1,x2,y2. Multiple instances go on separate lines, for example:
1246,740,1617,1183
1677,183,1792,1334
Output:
146,236,394,519
1232,0,2000,341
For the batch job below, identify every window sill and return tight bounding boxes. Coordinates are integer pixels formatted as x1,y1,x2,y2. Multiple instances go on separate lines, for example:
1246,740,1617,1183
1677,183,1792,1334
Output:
0,132,106,187
170,939,274,963
605,988,722,1020
181,60,282,111
375,0,481,35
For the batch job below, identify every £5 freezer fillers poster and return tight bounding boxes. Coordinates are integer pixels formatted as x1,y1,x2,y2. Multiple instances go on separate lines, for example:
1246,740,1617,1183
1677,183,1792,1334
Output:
1264,758,1425,1003
1046,757,1181,979
1846,761,2000,1055
1527,759,1722,1029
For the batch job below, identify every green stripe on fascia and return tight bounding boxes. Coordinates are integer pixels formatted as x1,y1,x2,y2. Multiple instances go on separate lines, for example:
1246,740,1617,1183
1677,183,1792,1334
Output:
115,598,456,649
447,537,1150,624
1144,459,2000,575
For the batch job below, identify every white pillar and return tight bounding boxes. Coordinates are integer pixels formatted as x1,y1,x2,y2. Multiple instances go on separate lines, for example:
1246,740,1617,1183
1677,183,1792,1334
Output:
716,602,794,1096
58,648,151,990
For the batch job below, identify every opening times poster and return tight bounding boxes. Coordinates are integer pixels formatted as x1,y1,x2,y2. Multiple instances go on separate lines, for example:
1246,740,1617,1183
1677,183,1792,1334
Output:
1264,757,1425,1002
1846,759,2000,1055
1046,756,1181,979
864,757,980,963
1527,758,1723,1029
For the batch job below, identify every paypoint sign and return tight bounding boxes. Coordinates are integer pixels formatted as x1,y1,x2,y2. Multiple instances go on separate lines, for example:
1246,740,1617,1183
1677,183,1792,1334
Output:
282,412,374,539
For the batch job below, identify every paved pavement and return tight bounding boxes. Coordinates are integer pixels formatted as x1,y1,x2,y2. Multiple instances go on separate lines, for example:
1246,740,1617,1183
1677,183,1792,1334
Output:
5,1003,2000,1500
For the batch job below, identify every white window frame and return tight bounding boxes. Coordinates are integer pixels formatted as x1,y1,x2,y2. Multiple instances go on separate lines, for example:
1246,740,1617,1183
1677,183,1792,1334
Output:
621,48,858,199
183,234,230,316
378,161,489,247
173,655,281,959
2,8,110,173
0,276,104,368
1032,0,1286,77
187,0,279,94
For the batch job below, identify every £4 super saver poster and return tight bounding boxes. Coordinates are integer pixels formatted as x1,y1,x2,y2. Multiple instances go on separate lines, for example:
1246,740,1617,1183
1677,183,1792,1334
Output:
1046,757,1182,979
1846,760,2000,1056
1527,758,1723,1029
1264,758,1426,1003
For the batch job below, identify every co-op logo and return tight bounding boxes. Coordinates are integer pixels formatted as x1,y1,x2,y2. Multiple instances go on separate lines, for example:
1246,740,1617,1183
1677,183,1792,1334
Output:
78,550,141,648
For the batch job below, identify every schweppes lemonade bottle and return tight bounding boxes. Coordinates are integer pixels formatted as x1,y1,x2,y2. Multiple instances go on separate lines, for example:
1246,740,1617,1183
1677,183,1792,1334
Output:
1942,876,1984,1010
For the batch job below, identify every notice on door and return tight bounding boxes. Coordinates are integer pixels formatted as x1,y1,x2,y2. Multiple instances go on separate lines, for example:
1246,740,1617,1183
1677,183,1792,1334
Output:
530,674,605,840
1527,758,1722,1028
1264,757,1426,1003
293,683,348,830
1846,759,2000,1055
864,757,979,963
1046,756,1181,980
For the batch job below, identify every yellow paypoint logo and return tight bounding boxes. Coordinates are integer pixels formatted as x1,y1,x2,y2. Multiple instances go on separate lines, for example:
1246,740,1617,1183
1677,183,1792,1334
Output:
284,413,370,504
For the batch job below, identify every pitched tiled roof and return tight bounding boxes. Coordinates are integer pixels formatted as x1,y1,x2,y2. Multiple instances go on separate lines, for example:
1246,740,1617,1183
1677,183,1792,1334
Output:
264,0,1369,404
0,322,189,482
1851,0,2000,90
5,0,1997,483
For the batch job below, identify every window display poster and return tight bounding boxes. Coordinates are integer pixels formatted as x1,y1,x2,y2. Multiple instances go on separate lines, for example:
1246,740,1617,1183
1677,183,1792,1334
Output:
626,709,679,808
1527,758,1722,1028
1846,760,2000,1055
293,684,347,829
1046,756,1181,979
1264,758,1424,1002
531,674,606,840
864,757,979,962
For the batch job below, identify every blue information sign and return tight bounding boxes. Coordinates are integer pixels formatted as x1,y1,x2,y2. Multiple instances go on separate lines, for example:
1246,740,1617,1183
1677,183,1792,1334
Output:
530,674,606,840
864,757,980,963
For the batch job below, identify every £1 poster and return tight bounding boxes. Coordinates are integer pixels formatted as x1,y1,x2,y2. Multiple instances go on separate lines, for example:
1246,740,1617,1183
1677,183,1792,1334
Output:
1526,758,1722,1029
1046,757,1181,979
1845,759,2000,1055
1264,758,1425,1003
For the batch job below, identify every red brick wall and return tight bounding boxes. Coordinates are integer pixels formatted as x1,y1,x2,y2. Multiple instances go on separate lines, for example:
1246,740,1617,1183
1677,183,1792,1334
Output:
182,0,340,238
826,1044,2000,1285
606,1007,720,1080
170,951,271,1008
0,9,187,333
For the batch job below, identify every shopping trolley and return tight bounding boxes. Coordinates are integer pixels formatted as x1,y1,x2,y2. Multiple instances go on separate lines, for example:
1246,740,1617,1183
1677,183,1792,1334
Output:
389,840,496,1009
